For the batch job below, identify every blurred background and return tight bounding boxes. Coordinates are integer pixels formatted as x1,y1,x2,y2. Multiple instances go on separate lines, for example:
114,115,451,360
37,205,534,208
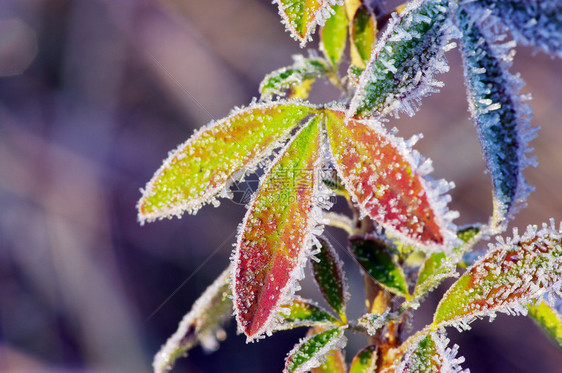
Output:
0,0,561,372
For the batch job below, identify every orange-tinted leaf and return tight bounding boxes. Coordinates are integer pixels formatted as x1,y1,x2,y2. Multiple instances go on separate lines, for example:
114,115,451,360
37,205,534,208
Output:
433,220,562,330
325,108,458,251
233,115,330,339
138,101,316,223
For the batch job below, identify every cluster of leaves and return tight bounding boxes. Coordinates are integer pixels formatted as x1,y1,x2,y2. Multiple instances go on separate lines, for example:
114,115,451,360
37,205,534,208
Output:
139,0,562,372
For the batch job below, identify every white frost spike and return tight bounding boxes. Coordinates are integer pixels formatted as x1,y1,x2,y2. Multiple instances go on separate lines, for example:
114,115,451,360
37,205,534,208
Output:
456,5,537,232
395,331,469,373
275,0,344,47
153,267,233,373
348,0,458,119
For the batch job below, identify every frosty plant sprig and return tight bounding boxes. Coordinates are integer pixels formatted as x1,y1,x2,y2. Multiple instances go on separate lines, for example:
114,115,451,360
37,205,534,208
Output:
139,0,562,372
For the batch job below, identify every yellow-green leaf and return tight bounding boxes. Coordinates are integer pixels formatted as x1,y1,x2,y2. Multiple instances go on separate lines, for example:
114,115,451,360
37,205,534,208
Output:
284,327,347,373
276,298,339,331
320,3,348,68
349,345,377,373
138,102,316,223
528,300,562,348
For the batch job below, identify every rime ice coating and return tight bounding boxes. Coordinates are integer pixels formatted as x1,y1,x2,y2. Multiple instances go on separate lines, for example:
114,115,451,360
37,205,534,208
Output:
275,0,344,46
433,220,562,331
232,115,334,340
152,267,232,373
284,327,347,373
474,0,562,58
348,0,458,119
137,101,317,223
456,5,537,232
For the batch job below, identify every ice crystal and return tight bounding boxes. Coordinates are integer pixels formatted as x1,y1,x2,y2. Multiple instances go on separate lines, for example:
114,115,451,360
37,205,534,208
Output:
433,220,562,330
153,267,232,373
348,0,457,119
474,0,562,58
456,5,537,232
284,327,347,373
394,331,468,373
138,101,317,223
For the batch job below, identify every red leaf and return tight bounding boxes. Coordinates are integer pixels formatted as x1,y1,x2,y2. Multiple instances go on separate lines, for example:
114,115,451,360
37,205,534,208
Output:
325,108,458,250
233,115,329,339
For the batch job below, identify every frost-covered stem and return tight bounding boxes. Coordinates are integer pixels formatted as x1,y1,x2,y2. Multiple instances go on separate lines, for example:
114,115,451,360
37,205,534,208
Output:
323,211,355,234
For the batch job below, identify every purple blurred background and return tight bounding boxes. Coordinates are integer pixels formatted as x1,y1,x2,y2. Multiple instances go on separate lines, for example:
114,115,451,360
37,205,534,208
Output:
0,0,561,372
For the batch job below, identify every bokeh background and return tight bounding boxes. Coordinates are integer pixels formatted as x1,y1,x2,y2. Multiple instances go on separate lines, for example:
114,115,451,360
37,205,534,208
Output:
0,0,561,372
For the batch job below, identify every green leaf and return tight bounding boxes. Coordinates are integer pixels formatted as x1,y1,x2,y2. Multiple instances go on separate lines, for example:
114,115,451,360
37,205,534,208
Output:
232,115,328,339
325,108,459,250
349,236,410,298
311,237,347,319
528,300,562,348
284,327,347,373
348,0,455,118
320,3,348,68
433,221,562,330
350,5,376,68
260,57,331,100
153,267,232,373
138,101,316,223
276,298,339,331
394,331,467,373
349,345,377,373
276,0,343,46
309,327,347,373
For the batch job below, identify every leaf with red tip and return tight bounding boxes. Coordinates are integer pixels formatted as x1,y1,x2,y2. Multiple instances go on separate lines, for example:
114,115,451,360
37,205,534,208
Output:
138,101,316,223
311,237,347,318
284,327,347,373
433,221,562,330
233,115,329,339
349,345,377,373
275,0,343,46
325,108,458,251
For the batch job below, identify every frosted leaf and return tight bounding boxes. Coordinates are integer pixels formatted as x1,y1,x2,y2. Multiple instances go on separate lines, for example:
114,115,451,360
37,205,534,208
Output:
260,56,331,101
528,297,562,347
153,267,232,373
274,297,339,331
433,220,562,330
232,115,333,340
138,101,317,223
275,0,344,46
349,236,410,298
473,0,562,58
348,0,457,119
414,226,482,300
349,345,378,373
311,236,348,318
456,6,537,232
325,108,459,252
393,331,469,373
350,5,377,68
308,326,347,373
320,3,348,68
284,327,347,373
358,309,398,336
